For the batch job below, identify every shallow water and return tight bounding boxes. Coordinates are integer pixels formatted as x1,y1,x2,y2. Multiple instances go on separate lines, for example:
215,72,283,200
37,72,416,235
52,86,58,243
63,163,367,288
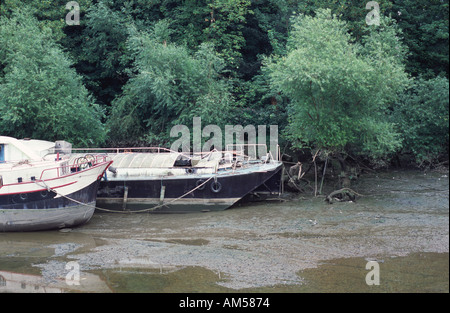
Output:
0,169,448,293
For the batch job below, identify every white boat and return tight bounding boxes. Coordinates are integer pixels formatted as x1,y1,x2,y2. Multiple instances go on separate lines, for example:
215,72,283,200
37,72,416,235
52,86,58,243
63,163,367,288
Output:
0,136,112,232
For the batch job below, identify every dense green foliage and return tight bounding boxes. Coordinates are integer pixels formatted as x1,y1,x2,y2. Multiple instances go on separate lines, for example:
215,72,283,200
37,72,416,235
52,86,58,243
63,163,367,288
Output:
266,10,408,160
392,0,449,78
0,0,448,166
108,26,235,145
392,76,449,165
0,9,105,146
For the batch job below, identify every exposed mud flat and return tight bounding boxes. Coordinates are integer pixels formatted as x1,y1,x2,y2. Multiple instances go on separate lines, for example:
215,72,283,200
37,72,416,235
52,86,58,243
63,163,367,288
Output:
0,169,448,292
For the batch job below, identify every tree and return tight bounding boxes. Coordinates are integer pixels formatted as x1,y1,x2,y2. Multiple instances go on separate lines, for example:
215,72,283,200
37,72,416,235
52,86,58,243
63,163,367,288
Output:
77,1,131,108
0,9,106,146
114,0,252,71
203,0,252,68
391,0,449,78
107,23,235,146
392,76,449,166
265,9,409,161
0,0,93,42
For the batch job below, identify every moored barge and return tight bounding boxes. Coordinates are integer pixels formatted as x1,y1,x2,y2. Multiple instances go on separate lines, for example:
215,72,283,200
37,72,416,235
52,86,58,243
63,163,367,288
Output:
76,145,283,213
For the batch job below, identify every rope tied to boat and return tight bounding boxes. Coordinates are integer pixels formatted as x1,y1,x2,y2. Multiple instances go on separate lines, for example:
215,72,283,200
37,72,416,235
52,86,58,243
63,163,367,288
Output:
34,175,217,214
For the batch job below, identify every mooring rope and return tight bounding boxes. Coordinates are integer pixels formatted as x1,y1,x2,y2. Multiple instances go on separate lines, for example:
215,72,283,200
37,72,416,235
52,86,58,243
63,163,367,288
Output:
34,175,216,214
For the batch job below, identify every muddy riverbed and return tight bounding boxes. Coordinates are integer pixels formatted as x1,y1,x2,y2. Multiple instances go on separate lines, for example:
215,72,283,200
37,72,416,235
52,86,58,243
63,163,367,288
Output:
0,169,448,293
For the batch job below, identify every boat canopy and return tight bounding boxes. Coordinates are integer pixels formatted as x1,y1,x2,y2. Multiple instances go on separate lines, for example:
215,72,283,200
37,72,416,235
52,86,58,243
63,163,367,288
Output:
106,153,182,168
95,152,222,170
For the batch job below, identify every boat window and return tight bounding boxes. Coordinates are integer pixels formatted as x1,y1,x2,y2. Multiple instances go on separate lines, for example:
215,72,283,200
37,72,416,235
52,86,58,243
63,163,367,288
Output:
0,144,4,163
0,175,2,188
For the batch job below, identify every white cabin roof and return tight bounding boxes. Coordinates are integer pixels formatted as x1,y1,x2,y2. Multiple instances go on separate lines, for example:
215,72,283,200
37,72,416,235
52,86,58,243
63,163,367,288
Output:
102,153,181,168
0,136,53,162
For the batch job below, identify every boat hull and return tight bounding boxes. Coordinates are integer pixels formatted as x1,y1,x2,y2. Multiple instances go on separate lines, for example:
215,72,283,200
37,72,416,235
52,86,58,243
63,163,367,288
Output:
96,163,283,213
0,180,100,232
0,202,95,232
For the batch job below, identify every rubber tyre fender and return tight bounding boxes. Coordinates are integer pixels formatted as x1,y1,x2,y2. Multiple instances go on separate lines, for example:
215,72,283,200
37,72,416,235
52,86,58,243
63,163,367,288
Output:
210,181,222,193
196,179,206,191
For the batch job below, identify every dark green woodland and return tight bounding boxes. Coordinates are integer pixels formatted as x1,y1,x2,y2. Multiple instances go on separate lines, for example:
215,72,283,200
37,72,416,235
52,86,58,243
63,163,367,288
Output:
0,0,448,168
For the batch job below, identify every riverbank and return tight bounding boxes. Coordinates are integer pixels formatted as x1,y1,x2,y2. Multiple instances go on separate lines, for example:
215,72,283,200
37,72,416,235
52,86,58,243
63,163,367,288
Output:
0,168,448,292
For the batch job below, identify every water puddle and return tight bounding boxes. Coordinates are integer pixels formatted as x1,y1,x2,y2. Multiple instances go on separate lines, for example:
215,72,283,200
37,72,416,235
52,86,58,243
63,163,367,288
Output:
89,252,449,293
295,252,449,293
3,252,445,293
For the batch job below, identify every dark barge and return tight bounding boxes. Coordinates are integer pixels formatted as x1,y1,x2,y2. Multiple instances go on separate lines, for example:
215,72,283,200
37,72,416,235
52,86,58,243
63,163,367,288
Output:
78,145,283,213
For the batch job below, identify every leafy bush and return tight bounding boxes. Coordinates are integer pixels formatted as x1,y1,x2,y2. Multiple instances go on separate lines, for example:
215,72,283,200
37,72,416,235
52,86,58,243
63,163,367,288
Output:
0,9,106,146
107,23,235,145
392,76,449,166
265,9,408,160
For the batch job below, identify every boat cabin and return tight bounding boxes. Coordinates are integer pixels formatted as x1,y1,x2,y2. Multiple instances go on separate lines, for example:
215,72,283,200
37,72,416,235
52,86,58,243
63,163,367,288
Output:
0,144,4,163
0,136,72,163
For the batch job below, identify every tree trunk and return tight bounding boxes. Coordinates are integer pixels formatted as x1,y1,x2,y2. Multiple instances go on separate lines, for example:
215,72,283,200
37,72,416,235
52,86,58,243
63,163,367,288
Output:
337,155,351,188
319,157,328,195
325,188,363,204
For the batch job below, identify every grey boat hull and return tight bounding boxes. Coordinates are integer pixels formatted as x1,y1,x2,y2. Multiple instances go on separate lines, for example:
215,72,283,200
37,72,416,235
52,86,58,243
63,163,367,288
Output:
0,179,102,232
0,203,95,232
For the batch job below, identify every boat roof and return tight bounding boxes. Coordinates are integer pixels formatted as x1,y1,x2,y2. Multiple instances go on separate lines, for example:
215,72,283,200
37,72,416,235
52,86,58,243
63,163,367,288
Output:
0,136,44,161
105,153,181,168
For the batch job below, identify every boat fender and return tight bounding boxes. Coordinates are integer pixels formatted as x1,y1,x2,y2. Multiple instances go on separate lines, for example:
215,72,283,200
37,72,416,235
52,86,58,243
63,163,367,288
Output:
186,168,196,174
108,166,117,174
11,193,27,203
196,179,206,190
210,181,222,193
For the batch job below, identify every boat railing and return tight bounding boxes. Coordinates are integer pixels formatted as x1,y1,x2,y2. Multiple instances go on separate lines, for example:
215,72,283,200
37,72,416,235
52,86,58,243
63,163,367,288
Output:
72,144,279,160
225,144,276,161
70,144,280,174
183,144,279,174
71,147,177,154
39,154,109,180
